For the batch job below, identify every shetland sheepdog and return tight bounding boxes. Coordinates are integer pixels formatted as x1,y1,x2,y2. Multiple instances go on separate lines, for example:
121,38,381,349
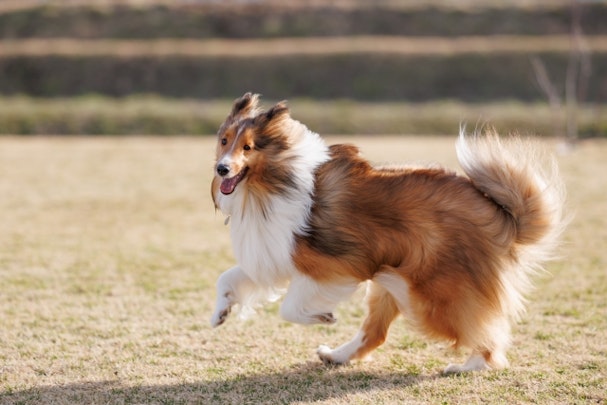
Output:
210,93,566,373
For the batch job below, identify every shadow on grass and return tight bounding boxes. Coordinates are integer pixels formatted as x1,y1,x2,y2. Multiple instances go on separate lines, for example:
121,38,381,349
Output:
1,362,436,404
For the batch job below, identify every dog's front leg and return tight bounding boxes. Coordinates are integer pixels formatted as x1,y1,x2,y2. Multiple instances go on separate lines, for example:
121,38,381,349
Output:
210,266,256,327
280,274,358,325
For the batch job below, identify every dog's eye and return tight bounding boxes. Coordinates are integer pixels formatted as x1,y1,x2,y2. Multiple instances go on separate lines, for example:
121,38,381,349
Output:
221,138,227,146
244,144,251,151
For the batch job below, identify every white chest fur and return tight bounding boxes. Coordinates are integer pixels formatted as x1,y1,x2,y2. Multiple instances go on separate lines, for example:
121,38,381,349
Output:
228,194,304,287
214,129,330,289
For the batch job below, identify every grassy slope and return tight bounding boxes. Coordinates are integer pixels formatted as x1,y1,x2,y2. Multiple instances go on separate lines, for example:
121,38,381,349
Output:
0,136,605,404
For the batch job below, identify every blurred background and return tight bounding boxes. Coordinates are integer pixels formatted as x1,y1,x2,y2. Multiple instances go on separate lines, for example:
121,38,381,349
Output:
0,0,605,138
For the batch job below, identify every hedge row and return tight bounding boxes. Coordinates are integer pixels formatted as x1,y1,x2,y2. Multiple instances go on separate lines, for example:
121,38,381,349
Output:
1,3,606,39
0,96,605,137
2,53,606,102
0,96,222,135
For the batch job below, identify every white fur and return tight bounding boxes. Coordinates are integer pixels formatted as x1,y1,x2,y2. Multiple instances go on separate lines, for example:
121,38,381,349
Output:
216,156,233,172
372,271,412,316
212,126,330,319
444,353,492,374
317,331,366,365
280,274,360,325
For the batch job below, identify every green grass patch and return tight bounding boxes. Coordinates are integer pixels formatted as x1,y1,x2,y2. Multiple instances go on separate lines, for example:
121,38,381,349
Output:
1,96,606,137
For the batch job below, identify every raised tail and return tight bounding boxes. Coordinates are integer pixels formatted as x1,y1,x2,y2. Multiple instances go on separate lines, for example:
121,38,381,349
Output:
456,129,567,264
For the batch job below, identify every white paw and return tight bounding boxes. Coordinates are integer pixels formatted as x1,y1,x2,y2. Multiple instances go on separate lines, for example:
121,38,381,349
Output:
443,354,491,374
210,306,230,327
210,294,233,327
443,363,466,374
317,345,349,366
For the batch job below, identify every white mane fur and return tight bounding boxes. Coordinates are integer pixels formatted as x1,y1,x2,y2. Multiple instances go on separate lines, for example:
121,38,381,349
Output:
214,124,330,294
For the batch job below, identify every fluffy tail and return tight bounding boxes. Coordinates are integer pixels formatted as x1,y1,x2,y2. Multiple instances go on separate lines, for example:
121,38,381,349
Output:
456,129,567,265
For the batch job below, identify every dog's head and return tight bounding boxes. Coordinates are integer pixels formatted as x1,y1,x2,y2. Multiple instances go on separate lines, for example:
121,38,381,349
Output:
213,93,292,197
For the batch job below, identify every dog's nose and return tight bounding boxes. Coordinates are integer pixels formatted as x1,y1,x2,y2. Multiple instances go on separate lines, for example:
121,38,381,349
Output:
216,164,230,177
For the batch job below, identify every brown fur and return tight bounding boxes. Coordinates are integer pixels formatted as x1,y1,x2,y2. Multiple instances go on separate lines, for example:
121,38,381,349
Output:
294,144,515,350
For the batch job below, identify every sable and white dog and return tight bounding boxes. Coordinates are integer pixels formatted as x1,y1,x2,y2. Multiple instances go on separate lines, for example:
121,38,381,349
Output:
210,93,565,373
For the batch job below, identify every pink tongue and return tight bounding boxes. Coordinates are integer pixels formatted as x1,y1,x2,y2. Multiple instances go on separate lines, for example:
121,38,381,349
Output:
220,177,239,195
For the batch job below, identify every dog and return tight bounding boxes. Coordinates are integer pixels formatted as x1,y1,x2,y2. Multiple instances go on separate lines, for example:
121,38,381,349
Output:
210,93,566,373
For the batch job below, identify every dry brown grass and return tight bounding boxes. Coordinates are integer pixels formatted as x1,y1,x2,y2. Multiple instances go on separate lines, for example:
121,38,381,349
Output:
3,36,607,57
0,135,605,404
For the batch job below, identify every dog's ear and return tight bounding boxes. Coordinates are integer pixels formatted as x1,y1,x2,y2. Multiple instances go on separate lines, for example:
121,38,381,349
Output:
230,92,260,119
254,101,290,127
251,101,291,150
266,101,290,120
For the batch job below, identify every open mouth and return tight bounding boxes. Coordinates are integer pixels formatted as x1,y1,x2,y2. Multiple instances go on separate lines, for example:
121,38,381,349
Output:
220,167,248,195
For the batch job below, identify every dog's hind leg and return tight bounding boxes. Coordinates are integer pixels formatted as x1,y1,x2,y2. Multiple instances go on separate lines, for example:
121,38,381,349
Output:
444,349,509,374
317,280,400,365
444,316,511,373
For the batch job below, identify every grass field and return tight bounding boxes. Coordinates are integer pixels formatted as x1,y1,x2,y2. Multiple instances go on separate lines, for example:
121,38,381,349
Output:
0,135,605,404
